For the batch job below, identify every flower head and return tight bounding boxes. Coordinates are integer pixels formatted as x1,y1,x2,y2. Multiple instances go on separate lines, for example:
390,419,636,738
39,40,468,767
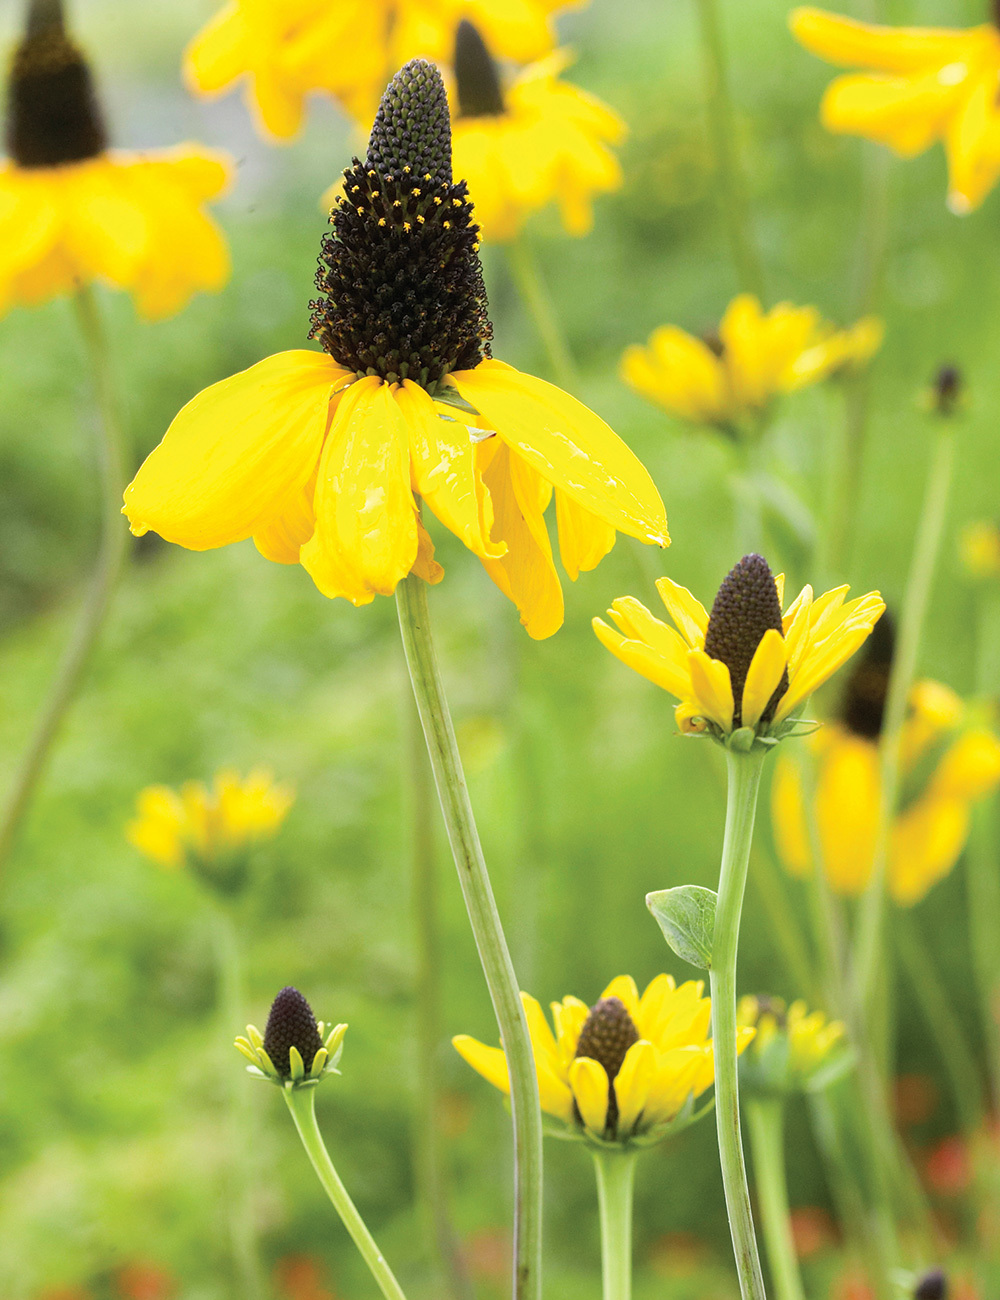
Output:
449,21,625,241
961,521,1000,580
453,973,753,1147
621,294,882,433
127,767,294,892
771,614,1000,904
0,0,231,319
184,0,573,138
124,59,666,638
737,995,849,1095
236,986,347,1088
594,553,885,747
790,6,1000,214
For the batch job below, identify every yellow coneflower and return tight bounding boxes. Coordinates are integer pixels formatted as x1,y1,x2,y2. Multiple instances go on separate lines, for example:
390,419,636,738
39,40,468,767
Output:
449,20,624,241
124,61,667,639
738,996,847,1093
593,553,884,745
791,6,1000,214
236,986,347,1088
127,768,294,876
961,521,1000,580
454,974,753,1145
184,0,574,138
771,615,1000,905
0,0,231,320
620,294,882,432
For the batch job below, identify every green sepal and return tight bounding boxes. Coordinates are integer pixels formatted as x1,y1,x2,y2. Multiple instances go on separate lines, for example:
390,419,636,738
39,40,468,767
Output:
646,885,717,970
727,726,757,753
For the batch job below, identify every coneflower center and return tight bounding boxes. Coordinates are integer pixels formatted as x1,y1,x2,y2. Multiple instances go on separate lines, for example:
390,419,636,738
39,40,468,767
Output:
703,553,788,728
454,20,506,118
5,2,106,169
263,986,324,1078
310,59,493,391
574,996,639,1136
839,610,894,740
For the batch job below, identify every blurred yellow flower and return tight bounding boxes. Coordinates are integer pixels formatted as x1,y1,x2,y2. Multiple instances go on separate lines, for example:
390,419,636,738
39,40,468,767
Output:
620,294,882,431
127,768,295,872
185,0,575,137
791,6,1000,214
124,62,666,639
2,1,231,320
738,996,846,1091
771,617,1000,904
961,521,1000,580
453,974,753,1145
450,22,624,241
594,553,884,743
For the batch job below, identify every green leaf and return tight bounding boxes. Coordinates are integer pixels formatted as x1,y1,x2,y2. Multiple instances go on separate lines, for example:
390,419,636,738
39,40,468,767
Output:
646,885,717,969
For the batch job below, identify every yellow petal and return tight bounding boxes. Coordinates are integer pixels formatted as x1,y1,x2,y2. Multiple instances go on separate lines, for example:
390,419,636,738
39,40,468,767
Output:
655,577,710,648
928,730,1000,802
820,69,964,157
600,975,641,1023
607,596,693,670
124,351,341,550
552,997,589,1065
452,1035,510,1094
945,60,1000,214
183,3,247,93
687,650,735,732
790,7,977,72
770,754,812,878
890,796,970,906
741,628,789,729
592,618,690,700
644,1047,704,1124
448,359,669,546
615,1040,656,1135
569,1056,609,1135
555,490,616,580
253,482,316,563
521,992,560,1073
816,731,880,894
620,327,728,424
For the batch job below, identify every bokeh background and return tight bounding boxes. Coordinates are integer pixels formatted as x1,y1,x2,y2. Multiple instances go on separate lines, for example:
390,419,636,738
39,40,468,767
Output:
1,0,999,1296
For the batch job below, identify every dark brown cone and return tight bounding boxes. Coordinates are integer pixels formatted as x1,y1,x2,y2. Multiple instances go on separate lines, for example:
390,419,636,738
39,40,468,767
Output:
574,996,640,1136
702,554,788,728
454,20,505,118
263,986,324,1078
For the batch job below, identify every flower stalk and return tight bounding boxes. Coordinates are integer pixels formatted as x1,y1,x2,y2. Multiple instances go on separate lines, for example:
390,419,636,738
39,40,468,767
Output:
592,1149,638,1300
712,745,768,1300
745,1099,805,1300
396,570,544,1300
283,1086,409,1300
0,285,128,872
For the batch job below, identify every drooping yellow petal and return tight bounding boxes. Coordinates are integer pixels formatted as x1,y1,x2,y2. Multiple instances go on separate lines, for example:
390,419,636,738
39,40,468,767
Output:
615,1040,656,1135
687,650,735,732
253,481,316,563
569,1056,609,1135
555,490,616,580
790,8,977,73
741,629,789,730
815,730,880,894
944,60,1000,214
890,796,970,906
448,359,669,546
821,69,965,157
124,351,342,550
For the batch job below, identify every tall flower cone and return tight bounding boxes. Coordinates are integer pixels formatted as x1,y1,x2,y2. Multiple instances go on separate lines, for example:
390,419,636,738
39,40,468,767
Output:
124,60,666,640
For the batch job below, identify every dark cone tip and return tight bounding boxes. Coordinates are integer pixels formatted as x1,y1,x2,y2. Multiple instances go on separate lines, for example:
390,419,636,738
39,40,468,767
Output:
840,608,894,740
367,59,452,187
6,0,107,168
914,1269,947,1300
454,20,505,118
703,554,788,728
263,986,324,1079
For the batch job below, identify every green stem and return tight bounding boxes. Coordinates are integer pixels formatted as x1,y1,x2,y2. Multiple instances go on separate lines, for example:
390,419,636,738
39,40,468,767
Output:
404,694,472,1300
746,1100,805,1300
853,424,956,1018
592,1149,637,1300
693,0,765,299
283,1087,408,1300
395,573,543,1300
506,235,580,393
894,909,983,1138
711,746,768,1300
0,286,128,871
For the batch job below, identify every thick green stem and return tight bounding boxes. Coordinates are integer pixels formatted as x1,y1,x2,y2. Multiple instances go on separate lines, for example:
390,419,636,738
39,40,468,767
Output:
404,695,472,1300
592,1149,637,1300
506,235,580,394
283,1087,408,1300
854,425,956,1017
0,286,128,871
711,746,768,1300
693,0,765,299
746,1100,805,1300
395,573,543,1300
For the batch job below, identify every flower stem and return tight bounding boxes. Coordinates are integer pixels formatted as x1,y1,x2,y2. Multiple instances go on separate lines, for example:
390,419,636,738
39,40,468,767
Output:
506,235,580,393
592,1148,638,1300
853,424,956,1020
0,285,128,871
396,572,543,1300
283,1086,408,1300
404,693,473,1300
711,745,768,1300
693,0,765,299
745,1100,805,1300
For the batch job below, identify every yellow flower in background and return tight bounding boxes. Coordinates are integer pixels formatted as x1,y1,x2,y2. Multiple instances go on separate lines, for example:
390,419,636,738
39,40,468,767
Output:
124,62,667,639
791,6,1000,214
127,768,295,872
771,615,1000,905
738,996,847,1092
1,0,231,320
594,553,884,744
621,294,882,431
961,520,1000,580
185,0,576,137
454,974,753,1145
449,21,624,241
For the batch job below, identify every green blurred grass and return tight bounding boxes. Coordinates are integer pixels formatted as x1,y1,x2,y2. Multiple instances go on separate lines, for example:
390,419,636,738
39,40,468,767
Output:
1,0,999,1296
